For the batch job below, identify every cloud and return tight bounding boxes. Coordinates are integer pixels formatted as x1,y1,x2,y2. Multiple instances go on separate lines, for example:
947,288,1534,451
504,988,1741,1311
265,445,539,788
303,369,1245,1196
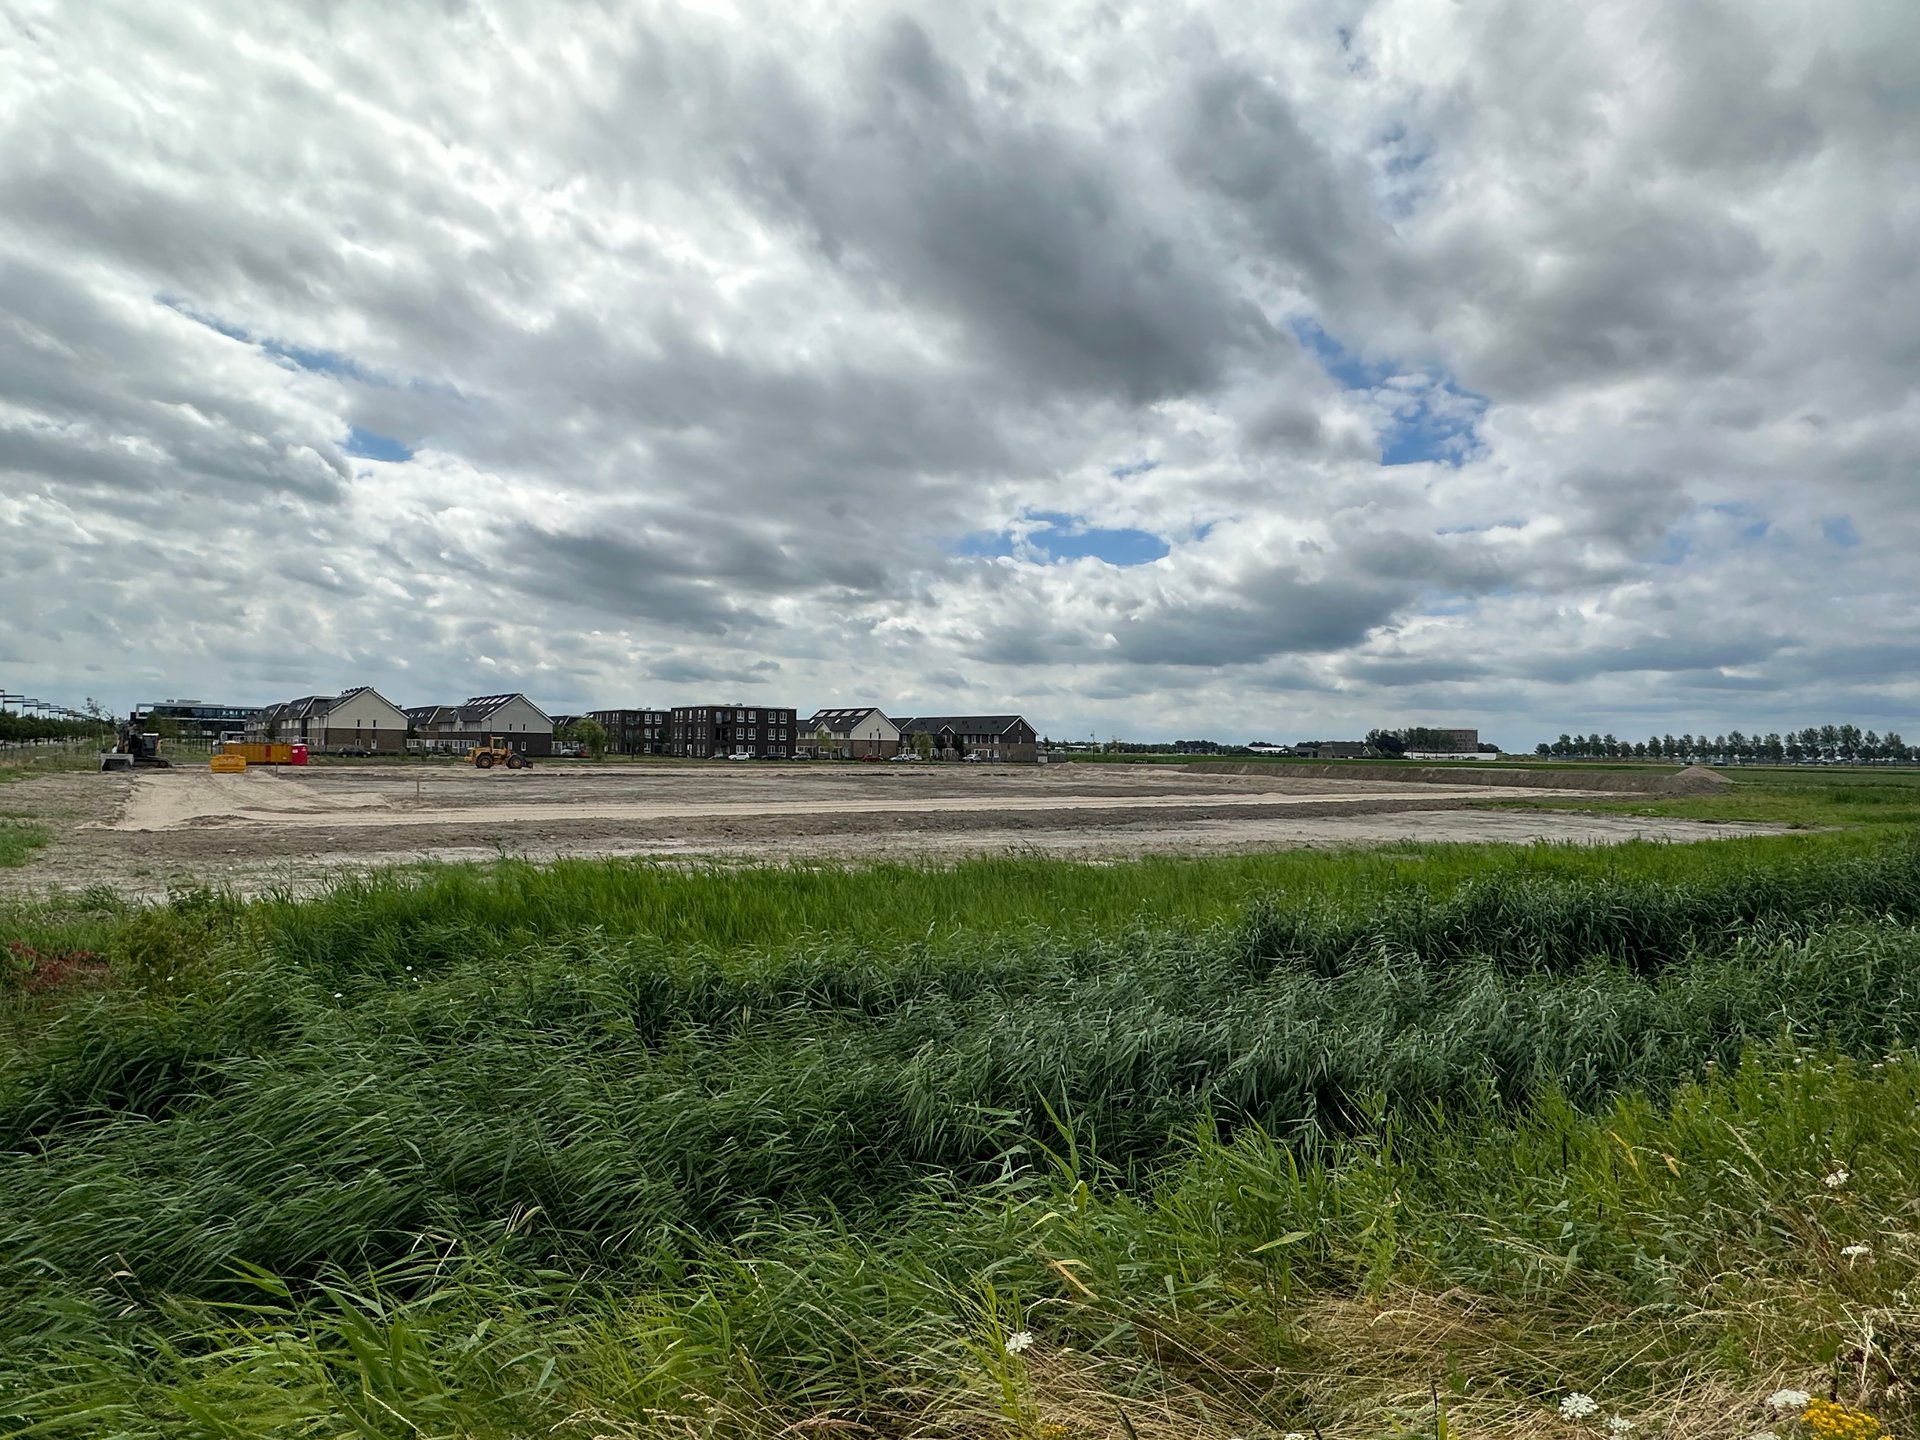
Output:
2,0,1917,746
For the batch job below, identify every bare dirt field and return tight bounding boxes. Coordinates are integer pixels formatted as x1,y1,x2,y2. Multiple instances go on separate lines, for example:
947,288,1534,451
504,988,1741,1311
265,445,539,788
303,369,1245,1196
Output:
0,759,1785,900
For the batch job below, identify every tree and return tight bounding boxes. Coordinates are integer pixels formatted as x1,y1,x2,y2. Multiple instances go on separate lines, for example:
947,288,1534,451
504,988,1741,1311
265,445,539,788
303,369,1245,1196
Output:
911,730,933,760
1366,728,1408,757
568,716,608,759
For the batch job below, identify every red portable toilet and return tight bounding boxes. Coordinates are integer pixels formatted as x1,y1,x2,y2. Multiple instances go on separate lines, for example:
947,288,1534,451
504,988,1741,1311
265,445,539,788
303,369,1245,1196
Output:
290,742,309,766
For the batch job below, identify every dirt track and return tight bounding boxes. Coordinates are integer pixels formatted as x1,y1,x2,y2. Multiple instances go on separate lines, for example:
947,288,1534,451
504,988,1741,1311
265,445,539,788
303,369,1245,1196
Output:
0,760,1780,899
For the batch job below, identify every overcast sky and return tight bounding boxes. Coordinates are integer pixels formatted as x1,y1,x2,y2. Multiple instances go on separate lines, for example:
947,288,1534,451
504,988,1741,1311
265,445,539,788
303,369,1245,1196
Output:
3,1,1916,746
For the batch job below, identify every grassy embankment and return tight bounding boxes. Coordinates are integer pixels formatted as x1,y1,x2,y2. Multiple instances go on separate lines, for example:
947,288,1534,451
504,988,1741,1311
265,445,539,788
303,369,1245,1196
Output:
0,819,49,869
3,829,1920,1437
1489,764,1920,831
0,746,100,786
0,749,86,869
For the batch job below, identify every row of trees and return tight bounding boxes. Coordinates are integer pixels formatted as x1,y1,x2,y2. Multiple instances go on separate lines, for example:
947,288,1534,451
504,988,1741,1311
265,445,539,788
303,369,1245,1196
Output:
1536,725,1912,764
0,709,112,744
1364,727,1497,756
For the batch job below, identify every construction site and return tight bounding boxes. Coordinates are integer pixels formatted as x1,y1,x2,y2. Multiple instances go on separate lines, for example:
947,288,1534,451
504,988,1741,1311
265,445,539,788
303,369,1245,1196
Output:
0,757,1764,900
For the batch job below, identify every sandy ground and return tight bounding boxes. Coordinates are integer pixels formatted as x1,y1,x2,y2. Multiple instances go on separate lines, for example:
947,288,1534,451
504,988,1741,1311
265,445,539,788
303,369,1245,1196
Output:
0,760,1783,900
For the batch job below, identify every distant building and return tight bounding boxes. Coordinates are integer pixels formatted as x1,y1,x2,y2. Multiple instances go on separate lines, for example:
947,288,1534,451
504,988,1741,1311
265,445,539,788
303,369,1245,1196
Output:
404,694,555,756
1293,740,1371,759
255,687,409,754
589,709,671,756
670,704,798,759
801,706,901,759
136,699,261,743
892,714,1040,763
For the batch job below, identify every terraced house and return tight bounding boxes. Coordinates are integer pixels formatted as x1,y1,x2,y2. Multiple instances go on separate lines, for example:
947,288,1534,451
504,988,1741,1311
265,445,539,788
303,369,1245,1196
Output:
892,714,1039,763
403,693,555,756
254,686,408,755
671,704,797,759
801,706,901,759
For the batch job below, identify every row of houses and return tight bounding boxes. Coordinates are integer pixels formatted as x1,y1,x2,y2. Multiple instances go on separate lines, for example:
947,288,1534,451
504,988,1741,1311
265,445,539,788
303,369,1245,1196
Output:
241,688,1041,763
586,706,1041,762
797,709,1040,762
248,688,546,755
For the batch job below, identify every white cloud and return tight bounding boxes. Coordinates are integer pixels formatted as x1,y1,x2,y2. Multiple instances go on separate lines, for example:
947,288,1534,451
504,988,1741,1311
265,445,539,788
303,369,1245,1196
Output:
2,0,1916,743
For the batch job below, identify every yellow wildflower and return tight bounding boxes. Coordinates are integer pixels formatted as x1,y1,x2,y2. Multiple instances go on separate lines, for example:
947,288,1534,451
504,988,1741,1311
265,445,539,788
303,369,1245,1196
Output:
1801,1397,1885,1440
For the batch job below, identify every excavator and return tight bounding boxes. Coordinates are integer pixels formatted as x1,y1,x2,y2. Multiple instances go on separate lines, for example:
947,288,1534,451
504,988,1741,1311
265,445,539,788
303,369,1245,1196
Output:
100,714,173,771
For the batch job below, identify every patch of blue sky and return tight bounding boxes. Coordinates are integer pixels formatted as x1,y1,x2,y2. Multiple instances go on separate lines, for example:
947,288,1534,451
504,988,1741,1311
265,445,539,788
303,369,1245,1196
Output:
1654,531,1692,565
265,339,384,385
345,427,414,462
1292,318,1487,467
955,510,1169,566
1370,122,1436,220
1291,317,1385,390
1435,518,1524,535
1110,459,1159,479
1822,515,1861,547
158,295,387,386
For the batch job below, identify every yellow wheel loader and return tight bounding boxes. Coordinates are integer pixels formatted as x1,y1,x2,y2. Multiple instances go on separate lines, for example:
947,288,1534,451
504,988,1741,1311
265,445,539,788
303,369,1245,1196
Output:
468,737,529,770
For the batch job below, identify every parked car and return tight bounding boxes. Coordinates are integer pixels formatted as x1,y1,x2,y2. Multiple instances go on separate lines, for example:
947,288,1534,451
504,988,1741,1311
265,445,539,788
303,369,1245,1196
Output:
889,752,922,762
861,753,885,762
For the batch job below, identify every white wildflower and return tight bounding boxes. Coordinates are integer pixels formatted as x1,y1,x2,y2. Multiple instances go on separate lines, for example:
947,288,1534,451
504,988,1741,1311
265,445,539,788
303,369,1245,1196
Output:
1285,1433,1308,1440
1825,1168,1850,1189
1609,1417,1633,1435
1560,1393,1600,1420
1842,1243,1872,1260
1003,1330,1034,1356
1767,1390,1811,1412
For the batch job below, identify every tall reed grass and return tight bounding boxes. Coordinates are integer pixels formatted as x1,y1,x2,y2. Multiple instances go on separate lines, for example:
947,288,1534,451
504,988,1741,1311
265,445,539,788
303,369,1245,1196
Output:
2,838,1917,1436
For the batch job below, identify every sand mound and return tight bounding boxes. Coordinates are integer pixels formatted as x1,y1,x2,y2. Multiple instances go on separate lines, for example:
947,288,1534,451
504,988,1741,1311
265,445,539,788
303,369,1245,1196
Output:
113,770,393,832
1653,765,1735,795
1184,761,1738,796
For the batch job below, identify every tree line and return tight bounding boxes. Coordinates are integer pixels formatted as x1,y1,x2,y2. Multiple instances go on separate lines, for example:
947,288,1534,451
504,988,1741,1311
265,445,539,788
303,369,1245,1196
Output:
1535,725,1912,764
0,709,113,744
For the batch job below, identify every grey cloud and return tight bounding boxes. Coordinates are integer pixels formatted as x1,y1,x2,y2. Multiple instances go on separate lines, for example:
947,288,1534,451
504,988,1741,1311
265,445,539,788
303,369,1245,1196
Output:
1434,197,1769,398
1,1,1917,745
1175,61,1390,302
729,14,1275,404
649,655,777,686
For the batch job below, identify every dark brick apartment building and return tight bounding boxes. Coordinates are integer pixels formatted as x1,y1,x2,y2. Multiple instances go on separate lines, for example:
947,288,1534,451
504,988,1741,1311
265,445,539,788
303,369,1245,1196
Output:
670,704,798,759
589,709,671,755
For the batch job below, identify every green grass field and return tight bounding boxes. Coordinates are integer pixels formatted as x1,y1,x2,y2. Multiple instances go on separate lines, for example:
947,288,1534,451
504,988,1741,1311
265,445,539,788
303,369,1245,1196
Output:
1,776,1917,1437
0,816,49,868
0,746,100,786
1489,763,1920,830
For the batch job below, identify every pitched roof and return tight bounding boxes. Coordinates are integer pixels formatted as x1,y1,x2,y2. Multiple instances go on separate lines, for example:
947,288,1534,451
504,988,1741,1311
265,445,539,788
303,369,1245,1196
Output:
462,693,553,725
892,714,1032,736
803,706,894,734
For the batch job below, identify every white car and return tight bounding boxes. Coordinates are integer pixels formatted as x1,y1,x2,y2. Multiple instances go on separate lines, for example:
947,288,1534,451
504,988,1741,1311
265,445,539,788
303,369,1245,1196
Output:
889,752,922,762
